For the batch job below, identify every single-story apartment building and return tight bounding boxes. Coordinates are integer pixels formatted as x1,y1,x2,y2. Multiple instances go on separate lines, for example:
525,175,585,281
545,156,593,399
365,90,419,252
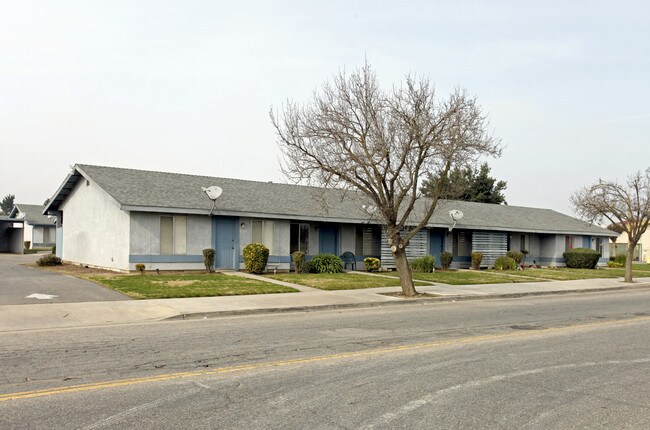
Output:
9,204,56,249
43,164,618,272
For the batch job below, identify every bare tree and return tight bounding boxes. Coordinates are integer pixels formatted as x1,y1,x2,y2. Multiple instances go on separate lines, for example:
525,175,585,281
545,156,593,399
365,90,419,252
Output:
571,169,650,283
271,64,502,296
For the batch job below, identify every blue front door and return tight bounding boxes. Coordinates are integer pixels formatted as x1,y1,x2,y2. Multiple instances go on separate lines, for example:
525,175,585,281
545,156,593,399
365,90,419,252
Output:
319,225,339,255
430,229,444,268
214,217,238,269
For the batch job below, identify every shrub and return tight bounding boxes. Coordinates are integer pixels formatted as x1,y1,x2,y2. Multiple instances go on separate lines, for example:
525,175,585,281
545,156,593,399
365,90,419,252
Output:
242,243,269,274
292,251,306,274
202,248,215,273
607,261,624,268
494,256,516,270
37,254,62,267
411,255,435,273
563,248,600,269
52,245,56,254
506,251,525,266
24,241,31,249
614,254,626,266
364,257,381,272
471,252,483,270
440,252,453,270
135,263,146,274
302,260,315,274
309,253,343,274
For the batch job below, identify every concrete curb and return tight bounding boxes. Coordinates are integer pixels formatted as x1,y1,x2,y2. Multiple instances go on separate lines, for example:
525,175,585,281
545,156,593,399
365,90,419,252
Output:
165,283,650,321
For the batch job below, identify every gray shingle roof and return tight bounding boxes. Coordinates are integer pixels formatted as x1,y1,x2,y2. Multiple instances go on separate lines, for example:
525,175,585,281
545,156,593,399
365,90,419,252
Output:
47,164,615,237
12,204,55,225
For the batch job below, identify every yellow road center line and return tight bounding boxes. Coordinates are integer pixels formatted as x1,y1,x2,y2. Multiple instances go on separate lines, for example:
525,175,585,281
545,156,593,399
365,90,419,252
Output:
2,315,649,402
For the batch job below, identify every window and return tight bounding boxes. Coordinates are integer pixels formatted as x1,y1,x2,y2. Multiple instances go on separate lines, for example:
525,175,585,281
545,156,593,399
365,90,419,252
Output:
355,226,381,257
594,237,603,255
252,220,275,253
520,234,526,251
565,235,574,252
43,227,52,243
290,223,309,254
160,216,187,254
452,231,471,257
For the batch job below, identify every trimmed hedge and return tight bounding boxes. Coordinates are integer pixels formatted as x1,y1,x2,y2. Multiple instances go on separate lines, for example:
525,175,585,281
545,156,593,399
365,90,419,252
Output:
471,252,483,270
37,254,62,267
563,248,600,269
363,257,381,272
440,252,453,270
309,254,343,274
203,248,215,273
494,256,516,270
292,251,306,274
135,263,146,274
242,243,269,274
506,251,524,266
411,255,435,273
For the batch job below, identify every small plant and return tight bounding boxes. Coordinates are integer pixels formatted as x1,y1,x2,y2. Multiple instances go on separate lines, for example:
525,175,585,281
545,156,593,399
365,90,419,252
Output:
471,252,483,270
302,260,314,273
364,257,381,272
309,254,343,274
506,251,525,266
202,248,215,273
135,263,146,274
292,251,306,274
24,241,31,249
607,261,624,268
614,255,626,266
52,245,56,254
440,252,453,270
494,256,516,270
410,255,435,273
36,254,62,267
242,243,269,274
563,248,600,269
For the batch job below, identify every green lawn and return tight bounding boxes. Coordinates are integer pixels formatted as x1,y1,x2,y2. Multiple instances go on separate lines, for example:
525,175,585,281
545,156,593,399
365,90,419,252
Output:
266,272,426,290
383,270,544,285
497,267,650,281
90,273,298,299
631,263,650,271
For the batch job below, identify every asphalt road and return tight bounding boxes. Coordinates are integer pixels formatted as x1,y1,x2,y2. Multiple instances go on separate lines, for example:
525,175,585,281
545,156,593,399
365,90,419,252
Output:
1,290,648,429
0,254,129,304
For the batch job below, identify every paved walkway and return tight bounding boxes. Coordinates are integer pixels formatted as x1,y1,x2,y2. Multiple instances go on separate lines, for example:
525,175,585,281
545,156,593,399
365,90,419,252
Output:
1,272,648,333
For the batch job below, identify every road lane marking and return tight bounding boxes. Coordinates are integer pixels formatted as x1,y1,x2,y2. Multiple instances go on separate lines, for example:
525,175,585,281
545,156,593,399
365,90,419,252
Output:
1,315,649,403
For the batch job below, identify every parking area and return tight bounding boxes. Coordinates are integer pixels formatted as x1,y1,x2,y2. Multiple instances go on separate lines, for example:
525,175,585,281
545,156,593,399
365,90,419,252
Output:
0,254,130,305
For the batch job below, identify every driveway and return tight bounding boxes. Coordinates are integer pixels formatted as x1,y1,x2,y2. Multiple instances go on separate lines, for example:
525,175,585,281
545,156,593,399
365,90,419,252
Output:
0,254,130,305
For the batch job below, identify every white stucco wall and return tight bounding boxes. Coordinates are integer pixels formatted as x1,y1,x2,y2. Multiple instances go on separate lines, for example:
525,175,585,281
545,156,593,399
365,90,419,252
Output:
239,217,291,270
60,178,130,271
22,223,33,247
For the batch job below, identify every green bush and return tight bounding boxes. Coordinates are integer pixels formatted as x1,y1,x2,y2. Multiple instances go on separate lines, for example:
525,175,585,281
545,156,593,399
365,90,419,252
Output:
24,241,31,249
563,248,600,269
36,254,62,267
471,252,483,270
135,263,146,274
302,260,314,274
202,248,215,273
411,255,435,273
494,256,516,270
309,254,343,274
440,252,453,270
614,254,626,266
506,251,524,266
364,257,381,272
242,243,269,274
23,248,38,254
52,245,56,255
292,251,306,274
607,261,624,268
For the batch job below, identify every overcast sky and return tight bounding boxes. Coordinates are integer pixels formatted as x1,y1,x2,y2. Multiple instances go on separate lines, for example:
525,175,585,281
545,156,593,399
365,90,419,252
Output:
1,1,648,215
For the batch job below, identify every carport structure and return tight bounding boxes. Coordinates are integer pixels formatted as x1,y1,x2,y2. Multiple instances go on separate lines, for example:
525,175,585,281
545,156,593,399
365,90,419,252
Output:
0,218,24,253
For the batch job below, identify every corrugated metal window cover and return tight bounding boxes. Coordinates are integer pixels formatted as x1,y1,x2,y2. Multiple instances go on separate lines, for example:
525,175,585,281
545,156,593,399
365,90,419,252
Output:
472,231,508,267
381,229,429,268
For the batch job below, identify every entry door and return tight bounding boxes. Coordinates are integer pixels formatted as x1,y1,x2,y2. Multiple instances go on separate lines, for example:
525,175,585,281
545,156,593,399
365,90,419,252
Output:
430,229,444,268
319,225,339,255
214,217,238,269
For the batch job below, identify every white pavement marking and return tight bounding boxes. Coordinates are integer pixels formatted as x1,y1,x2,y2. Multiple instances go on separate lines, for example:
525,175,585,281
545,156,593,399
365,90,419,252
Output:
24,293,58,300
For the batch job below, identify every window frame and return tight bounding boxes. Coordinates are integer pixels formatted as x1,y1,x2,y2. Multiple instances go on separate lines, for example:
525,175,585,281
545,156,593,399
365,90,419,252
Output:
160,215,188,255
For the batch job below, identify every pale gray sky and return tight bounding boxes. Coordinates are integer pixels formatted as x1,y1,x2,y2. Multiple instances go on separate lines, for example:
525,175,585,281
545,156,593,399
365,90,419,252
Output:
1,1,648,214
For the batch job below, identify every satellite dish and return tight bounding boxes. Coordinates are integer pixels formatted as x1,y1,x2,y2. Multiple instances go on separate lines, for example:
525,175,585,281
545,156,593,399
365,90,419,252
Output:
449,210,464,221
448,209,464,231
202,186,223,215
202,186,223,201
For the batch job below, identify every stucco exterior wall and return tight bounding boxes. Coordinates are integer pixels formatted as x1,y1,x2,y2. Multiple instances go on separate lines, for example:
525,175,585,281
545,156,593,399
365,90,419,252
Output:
611,230,650,263
23,224,33,247
60,178,130,271
238,217,291,270
129,212,211,271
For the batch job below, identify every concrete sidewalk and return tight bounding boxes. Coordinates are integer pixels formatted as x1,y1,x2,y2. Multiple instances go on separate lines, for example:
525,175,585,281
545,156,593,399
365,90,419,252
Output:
1,277,649,332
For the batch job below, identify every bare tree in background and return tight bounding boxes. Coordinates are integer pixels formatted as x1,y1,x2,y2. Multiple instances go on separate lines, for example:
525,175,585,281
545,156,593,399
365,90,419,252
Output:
271,63,501,296
571,169,650,283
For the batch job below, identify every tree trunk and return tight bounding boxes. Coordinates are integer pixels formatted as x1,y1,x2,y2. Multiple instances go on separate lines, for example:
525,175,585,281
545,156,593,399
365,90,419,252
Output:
624,242,636,283
393,248,417,296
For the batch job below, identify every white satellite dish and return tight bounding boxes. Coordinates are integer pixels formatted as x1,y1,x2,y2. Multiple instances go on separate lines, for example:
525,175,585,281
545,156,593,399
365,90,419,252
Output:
202,186,223,215
448,209,464,231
